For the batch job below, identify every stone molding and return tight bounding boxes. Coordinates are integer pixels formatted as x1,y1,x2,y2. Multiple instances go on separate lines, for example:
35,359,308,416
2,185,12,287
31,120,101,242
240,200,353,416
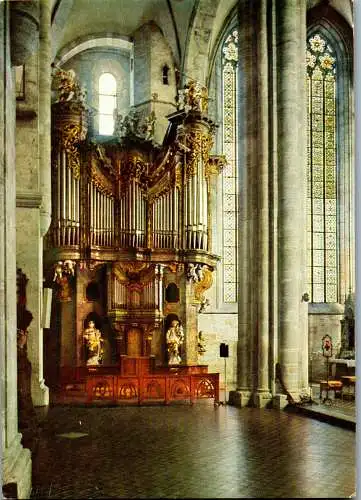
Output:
16,192,42,208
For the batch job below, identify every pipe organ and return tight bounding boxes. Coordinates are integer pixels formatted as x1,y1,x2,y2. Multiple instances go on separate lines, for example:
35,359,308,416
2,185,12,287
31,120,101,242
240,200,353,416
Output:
46,75,226,373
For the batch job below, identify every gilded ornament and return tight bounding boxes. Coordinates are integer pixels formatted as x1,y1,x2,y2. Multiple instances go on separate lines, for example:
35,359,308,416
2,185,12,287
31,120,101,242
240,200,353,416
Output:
194,266,213,303
205,155,227,179
174,164,182,189
114,108,157,142
177,80,209,113
148,174,171,203
90,161,115,197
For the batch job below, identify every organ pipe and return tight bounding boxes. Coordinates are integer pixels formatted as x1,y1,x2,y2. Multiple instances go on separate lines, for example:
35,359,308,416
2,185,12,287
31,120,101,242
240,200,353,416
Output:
57,150,61,222
67,164,71,221
62,151,66,220
51,122,217,252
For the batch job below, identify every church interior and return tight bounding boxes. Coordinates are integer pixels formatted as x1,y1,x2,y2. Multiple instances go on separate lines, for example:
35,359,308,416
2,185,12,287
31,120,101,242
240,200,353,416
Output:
0,0,356,498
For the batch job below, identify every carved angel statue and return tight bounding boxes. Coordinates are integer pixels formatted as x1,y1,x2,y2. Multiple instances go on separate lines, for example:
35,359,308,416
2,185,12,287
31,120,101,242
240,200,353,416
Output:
53,260,76,281
51,64,84,105
177,79,209,113
142,111,156,141
63,260,76,276
166,319,184,366
195,264,204,282
187,263,199,282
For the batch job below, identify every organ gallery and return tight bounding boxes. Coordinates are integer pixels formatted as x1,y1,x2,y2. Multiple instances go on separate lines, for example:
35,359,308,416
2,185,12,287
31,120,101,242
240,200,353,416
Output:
44,71,225,402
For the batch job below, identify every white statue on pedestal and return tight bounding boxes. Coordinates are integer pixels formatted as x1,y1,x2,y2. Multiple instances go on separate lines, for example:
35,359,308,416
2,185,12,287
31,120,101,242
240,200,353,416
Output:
83,320,103,366
166,320,184,366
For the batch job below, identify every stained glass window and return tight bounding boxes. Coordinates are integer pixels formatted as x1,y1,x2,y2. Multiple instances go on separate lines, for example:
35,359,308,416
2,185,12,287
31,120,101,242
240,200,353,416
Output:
98,73,117,135
222,29,238,303
307,33,338,303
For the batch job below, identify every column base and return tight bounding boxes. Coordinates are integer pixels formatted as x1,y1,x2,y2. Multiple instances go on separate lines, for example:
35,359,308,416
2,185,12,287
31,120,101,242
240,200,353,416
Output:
2,433,32,499
31,378,49,406
273,393,289,410
228,390,252,407
253,391,273,408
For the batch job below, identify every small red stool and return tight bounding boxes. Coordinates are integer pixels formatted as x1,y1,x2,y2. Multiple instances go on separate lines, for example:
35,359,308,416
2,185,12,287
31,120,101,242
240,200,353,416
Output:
319,380,343,399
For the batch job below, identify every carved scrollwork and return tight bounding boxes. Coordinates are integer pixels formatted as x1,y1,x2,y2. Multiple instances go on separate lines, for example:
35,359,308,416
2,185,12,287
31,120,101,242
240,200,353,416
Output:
90,161,115,197
182,129,215,182
119,154,149,194
148,173,172,204
62,123,84,178
193,266,213,303
205,155,227,179
113,262,155,285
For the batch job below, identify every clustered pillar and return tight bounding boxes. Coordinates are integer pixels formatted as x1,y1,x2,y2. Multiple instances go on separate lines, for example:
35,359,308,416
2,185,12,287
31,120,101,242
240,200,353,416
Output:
230,0,309,408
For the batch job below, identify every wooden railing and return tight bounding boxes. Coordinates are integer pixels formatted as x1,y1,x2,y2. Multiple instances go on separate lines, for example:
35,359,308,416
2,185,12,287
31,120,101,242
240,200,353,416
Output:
85,373,219,405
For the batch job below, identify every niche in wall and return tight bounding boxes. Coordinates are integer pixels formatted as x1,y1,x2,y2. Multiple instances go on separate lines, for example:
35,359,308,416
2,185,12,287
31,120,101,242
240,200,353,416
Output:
86,281,100,301
165,282,179,303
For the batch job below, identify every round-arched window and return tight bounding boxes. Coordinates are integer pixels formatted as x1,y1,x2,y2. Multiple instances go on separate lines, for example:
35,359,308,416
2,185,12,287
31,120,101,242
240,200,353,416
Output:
98,72,117,135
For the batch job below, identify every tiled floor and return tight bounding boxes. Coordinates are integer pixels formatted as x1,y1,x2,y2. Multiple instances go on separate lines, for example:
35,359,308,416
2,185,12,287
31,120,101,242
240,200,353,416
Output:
30,401,355,499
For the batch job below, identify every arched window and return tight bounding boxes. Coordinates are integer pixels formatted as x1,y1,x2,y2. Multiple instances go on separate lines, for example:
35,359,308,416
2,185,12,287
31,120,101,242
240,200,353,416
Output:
221,29,239,303
306,32,339,304
98,73,117,135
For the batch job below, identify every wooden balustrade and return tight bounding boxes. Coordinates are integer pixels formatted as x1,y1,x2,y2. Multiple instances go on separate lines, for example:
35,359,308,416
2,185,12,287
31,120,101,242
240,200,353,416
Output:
85,373,219,405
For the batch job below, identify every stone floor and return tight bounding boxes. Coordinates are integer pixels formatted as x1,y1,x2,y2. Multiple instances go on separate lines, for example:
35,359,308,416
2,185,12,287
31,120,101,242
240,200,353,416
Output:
302,383,356,425
30,400,355,499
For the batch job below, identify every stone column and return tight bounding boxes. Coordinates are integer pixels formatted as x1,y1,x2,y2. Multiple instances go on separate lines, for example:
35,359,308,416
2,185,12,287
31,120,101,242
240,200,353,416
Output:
1,3,32,497
276,0,308,398
39,0,51,236
230,0,272,408
298,2,309,392
16,0,51,407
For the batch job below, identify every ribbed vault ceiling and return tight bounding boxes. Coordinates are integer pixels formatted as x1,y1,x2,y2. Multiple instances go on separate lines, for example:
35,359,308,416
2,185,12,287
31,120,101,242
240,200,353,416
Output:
51,0,197,65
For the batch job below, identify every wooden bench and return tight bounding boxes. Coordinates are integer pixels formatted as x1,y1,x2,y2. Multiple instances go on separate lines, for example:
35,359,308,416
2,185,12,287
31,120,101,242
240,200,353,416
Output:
319,380,343,399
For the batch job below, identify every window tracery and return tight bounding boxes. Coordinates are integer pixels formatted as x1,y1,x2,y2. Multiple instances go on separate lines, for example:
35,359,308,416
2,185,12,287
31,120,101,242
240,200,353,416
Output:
221,29,238,303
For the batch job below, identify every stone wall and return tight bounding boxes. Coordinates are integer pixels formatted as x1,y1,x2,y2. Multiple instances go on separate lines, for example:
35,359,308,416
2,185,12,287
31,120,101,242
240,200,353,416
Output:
198,312,238,391
133,21,177,144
